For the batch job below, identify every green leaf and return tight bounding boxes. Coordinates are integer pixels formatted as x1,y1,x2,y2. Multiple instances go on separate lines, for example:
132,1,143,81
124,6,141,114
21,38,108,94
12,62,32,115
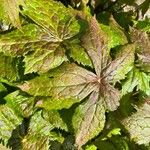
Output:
67,39,93,67
107,128,121,138
0,24,43,56
0,83,7,92
103,44,135,82
0,105,23,142
25,111,53,136
42,110,68,131
24,45,67,74
0,24,67,73
122,67,150,96
122,101,150,145
135,18,150,32
85,144,97,150
4,90,35,118
131,29,150,73
0,0,80,74
0,144,10,150
19,62,97,100
0,0,24,28
22,136,50,150
98,16,128,49
0,53,18,81
73,91,105,148
22,110,63,150
23,0,79,40
36,96,79,111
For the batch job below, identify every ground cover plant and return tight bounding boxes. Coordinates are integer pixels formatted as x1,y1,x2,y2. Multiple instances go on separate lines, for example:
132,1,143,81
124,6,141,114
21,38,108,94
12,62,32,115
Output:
0,0,150,149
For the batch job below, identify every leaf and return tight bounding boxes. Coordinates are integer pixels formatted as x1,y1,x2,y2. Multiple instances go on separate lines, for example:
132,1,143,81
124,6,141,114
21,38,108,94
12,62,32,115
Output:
0,0,80,74
24,45,67,74
122,67,150,96
0,0,24,28
0,105,23,142
103,44,135,82
42,110,68,131
98,16,128,49
135,18,150,32
0,83,7,93
22,136,50,150
25,111,53,136
19,17,135,147
0,24,43,56
122,101,150,145
4,90,35,118
85,144,97,150
36,96,80,111
0,53,18,81
131,29,150,72
22,110,63,150
23,0,79,40
67,39,93,67
0,23,67,73
19,63,97,99
73,91,105,148
82,16,110,76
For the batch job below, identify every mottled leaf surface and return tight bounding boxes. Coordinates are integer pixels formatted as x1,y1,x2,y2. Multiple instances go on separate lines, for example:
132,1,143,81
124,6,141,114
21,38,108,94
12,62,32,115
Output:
0,0,80,74
22,111,62,150
0,53,17,81
42,110,68,131
131,29,150,72
122,67,150,96
73,91,105,147
0,0,24,27
0,105,22,141
19,62,97,99
23,0,79,40
123,101,150,145
67,39,93,67
4,91,35,118
19,17,135,147
99,16,128,49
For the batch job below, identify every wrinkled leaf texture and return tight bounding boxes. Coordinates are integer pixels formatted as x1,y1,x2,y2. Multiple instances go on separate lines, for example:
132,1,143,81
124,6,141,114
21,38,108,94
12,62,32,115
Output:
123,100,150,145
19,17,135,147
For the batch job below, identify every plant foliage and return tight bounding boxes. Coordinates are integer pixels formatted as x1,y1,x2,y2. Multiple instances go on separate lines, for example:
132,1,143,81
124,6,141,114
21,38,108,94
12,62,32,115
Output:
0,0,150,149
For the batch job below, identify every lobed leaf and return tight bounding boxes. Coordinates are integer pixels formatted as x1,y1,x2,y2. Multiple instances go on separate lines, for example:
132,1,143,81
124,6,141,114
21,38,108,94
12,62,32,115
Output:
0,0,80,74
18,17,133,147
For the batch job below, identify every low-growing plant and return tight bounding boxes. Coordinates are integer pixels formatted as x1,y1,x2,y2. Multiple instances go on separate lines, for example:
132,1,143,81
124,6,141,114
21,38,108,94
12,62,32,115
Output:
0,0,150,149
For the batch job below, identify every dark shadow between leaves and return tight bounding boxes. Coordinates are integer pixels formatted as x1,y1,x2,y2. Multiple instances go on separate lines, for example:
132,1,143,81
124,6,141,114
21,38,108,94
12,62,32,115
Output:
7,118,30,150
